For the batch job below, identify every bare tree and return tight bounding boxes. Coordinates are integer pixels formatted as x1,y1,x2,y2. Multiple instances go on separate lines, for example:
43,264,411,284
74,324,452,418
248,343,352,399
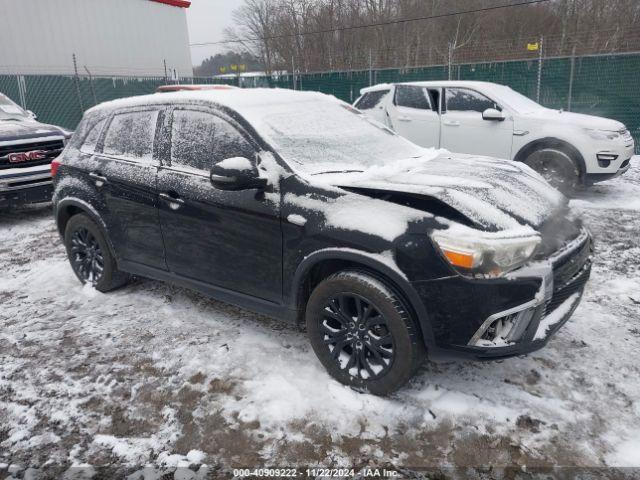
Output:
223,0,640,74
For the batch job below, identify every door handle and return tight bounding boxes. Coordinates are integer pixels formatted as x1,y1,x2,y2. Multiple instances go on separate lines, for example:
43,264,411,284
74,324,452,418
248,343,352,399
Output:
443,120,460,126
159,192,185,210
397,116,412,122
88,172,107,187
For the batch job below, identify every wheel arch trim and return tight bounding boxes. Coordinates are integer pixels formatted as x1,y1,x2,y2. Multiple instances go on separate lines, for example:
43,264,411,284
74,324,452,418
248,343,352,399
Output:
290,248,436,348
55,197,118,262
513,137,587,176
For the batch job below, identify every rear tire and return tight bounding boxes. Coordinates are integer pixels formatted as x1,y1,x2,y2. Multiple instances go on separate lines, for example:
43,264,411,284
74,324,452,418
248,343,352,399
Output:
523,147,581,195
64,213,129,292
306,270,426,395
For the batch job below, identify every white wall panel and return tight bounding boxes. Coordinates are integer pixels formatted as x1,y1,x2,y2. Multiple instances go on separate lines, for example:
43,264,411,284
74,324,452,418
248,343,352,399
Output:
0,0,193,76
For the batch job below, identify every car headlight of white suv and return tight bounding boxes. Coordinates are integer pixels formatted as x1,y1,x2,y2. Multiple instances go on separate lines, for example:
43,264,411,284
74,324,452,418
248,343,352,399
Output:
431,229,541,278
583,128,621,141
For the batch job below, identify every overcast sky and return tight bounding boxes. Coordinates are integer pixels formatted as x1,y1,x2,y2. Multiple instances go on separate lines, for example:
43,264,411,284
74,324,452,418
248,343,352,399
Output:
186,0,240,66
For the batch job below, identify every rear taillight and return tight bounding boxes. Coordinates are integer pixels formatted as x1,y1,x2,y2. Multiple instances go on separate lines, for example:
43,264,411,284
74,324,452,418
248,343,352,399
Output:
51,158,61,177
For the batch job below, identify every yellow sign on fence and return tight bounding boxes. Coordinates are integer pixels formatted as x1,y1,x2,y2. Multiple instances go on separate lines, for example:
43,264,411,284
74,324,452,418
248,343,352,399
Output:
527,42,539,51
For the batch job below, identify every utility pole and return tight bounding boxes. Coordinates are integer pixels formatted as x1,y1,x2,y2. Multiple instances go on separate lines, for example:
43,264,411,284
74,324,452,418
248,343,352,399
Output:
369,48,373,86
447,42,453,80
84,66,97,106
72,53,84,111
163,59,168,83
567,44,576,111
16,76,27,110
291,55,296,90
536,35,544,103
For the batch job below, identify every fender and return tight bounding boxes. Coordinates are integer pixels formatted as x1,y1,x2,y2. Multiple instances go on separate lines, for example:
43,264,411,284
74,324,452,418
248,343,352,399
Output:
514,137,586,175
290,248,437,349
54,196,119,263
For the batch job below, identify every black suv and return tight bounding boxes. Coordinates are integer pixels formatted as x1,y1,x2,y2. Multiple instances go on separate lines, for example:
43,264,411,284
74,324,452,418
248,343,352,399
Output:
0,93,71,209
52,89,592,394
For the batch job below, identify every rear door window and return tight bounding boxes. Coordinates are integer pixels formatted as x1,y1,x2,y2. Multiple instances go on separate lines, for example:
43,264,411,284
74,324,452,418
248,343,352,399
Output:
102,110,159,161
394,85,432,110
170,110,256,172
445,88,499,113
354,90,389,110
80,118,107,154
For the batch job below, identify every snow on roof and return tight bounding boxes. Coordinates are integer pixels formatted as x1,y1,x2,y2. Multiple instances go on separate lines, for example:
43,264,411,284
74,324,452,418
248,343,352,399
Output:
88,88,339,118
88,88,358,159
87,87,362,170
358,83,394,94
156,84,239,92
360,80,507,95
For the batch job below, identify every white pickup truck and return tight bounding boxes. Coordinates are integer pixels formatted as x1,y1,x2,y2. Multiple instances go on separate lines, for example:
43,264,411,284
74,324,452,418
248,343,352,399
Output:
0,93,71,209
354,81,634,193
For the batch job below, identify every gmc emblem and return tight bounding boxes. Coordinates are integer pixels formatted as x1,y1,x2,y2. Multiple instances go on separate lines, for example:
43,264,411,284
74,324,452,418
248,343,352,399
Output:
8,150,48,164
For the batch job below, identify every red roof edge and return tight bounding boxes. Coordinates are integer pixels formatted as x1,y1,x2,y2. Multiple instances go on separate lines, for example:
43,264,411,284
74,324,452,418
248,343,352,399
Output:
150,0,191,8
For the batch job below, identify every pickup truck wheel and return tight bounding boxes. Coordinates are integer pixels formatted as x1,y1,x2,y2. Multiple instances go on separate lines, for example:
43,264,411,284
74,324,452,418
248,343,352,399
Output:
306,271,425,395
523,147,580,195
64,213,129,292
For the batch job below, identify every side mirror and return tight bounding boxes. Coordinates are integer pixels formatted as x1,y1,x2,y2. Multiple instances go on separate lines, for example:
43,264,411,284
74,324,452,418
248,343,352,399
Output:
27,110,38,120
482,108,505,121
209,157,267,191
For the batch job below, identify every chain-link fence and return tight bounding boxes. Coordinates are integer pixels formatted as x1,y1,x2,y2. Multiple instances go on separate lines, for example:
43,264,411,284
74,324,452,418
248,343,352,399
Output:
0,74,220,130
242,52,640,150
2,51,639,150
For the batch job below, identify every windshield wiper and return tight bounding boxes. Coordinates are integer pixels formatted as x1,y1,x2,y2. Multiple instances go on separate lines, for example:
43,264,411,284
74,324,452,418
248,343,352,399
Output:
311,169,364,175
0,117,25,121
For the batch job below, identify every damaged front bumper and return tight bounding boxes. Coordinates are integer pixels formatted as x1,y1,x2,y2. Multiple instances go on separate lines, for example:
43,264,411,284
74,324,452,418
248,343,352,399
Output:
413,228,592,359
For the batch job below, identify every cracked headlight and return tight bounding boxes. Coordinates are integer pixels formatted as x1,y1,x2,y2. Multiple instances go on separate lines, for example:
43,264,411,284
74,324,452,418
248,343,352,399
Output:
431,230,541,277
584,128,620,141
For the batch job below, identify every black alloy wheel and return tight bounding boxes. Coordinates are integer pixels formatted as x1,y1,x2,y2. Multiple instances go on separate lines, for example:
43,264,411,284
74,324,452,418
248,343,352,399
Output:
64,213,129,292
70,226,105,284
306,270,426,395
321,293,395,380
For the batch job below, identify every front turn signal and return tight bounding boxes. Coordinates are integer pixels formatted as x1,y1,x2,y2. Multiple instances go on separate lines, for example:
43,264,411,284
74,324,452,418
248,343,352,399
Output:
441,248,477,269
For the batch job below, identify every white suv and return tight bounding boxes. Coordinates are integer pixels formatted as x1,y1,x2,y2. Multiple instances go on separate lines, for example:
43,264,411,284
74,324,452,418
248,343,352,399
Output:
354,81,634,192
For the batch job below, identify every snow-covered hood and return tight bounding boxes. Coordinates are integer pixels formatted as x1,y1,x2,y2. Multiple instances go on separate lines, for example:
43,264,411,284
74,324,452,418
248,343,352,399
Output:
521,108,626,131
320,153,567,231
0,119,67,143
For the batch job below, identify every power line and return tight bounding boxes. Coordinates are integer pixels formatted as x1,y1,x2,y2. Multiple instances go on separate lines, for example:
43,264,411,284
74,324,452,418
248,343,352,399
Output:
190,0,552,47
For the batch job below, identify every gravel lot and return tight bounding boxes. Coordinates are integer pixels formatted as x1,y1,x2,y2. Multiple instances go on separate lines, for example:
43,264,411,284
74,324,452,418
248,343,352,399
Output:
1,160,639,479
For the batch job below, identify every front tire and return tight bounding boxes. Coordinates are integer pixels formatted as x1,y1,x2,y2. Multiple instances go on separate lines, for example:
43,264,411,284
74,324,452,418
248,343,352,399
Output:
306,271,426,395
523,147,581,195
64,213,129,292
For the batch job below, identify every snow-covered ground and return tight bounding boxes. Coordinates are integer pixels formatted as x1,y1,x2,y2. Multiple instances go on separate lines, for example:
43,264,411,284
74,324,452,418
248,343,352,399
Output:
1,160,639,478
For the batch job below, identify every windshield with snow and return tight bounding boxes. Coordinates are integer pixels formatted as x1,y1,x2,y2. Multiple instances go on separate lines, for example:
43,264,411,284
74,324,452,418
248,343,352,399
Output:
257,100,425,174
0,94,29,121
493,86,545,113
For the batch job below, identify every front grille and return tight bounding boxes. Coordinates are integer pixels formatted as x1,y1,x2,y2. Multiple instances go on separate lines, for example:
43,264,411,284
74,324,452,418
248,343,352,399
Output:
545,235,592,315
545,263,590,315
553,235,591,285
0,139,64,170
5,177,51,188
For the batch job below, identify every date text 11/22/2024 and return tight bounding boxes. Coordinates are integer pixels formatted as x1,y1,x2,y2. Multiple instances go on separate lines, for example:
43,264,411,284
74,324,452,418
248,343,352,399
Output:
233,467,399,477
